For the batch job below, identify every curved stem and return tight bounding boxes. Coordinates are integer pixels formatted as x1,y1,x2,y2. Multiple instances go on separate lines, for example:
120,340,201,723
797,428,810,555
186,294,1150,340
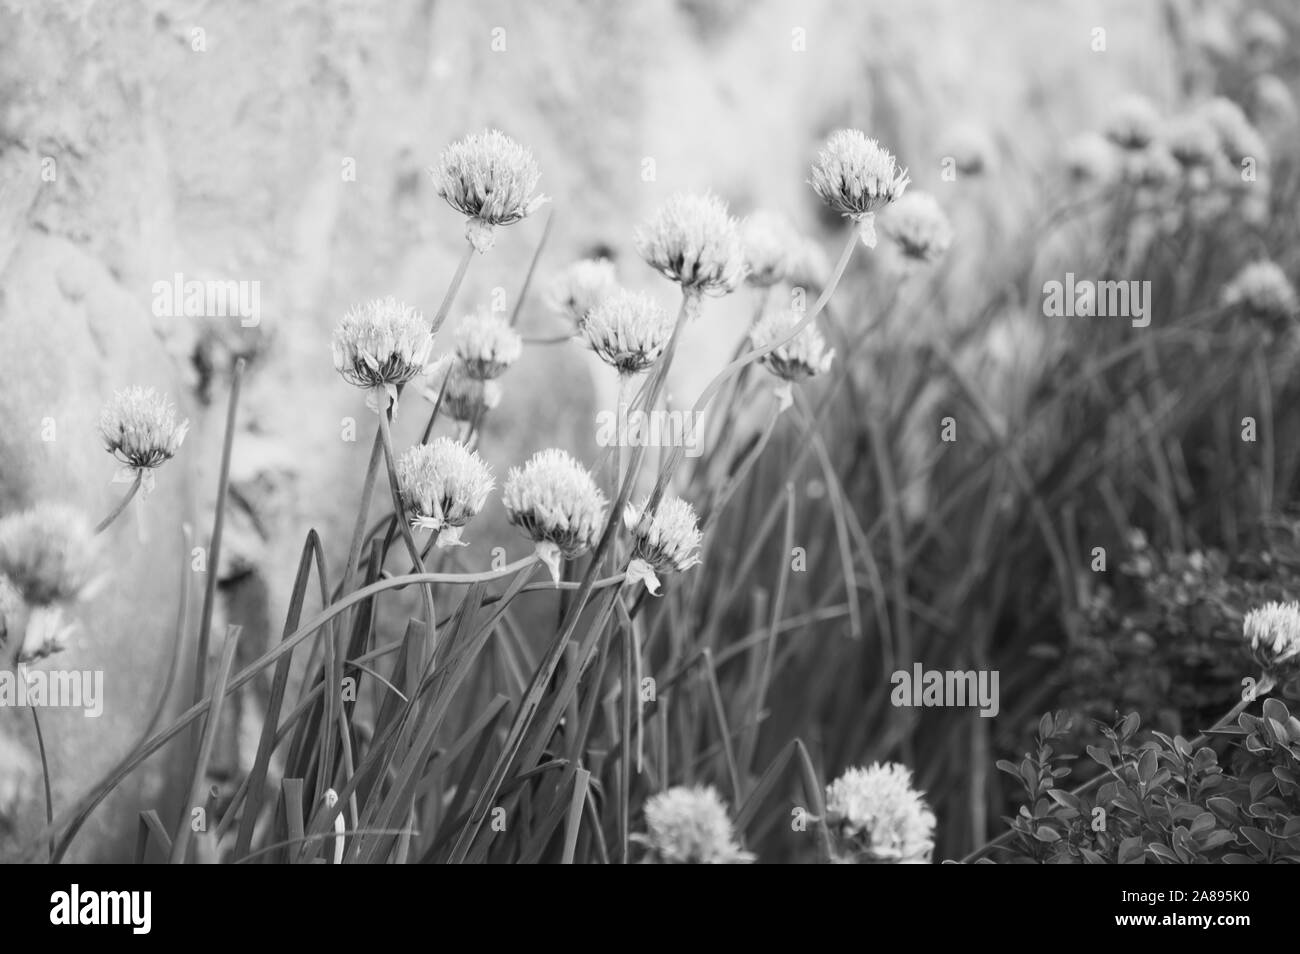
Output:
92,471,142,535
29,704,53,861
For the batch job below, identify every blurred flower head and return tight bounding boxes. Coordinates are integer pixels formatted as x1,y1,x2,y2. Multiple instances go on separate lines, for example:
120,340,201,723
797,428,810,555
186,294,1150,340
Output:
825,762,936,864
739,210,799,288
547,258,619,327
1241,9,1287,68
396,438,495,548
750,309,834,409
634,785,754,864
1253,74,1298,130
438,360,502,423
453,308,523,380
623,495,703,595
582,289,675,376
0,505,100,607
98,387,188,495
1104,94,1161,151
15,605,78,663
503,448,607,582
879,191,953,264
635,192,746,298
1163,115,1222,172
429,129,549,252
1221,260,1297,332
1064,132,1119,185
0,729,35,833
332,296,435,413
1200,97,1268,183
1122,145,1181,192
941,123,996,177
1243,601,1300,676
810,129,909,247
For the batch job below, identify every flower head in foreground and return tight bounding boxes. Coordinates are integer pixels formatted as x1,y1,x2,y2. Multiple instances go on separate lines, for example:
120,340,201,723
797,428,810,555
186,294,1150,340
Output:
623,495,703,596
0,505,100,607
332,296,435,413
582,289,675,376
634,193,746,298
825,762,936,864
98,387,188,495
749,309,835,410
1104,94,1160,151
740,210,799,288
503,449,607,583
0,506,101,662
810,129,910,248
438,360,502,423
634,786,754,864
1221,260,1297,333
453,308,523,380
1243,601,1300,677
879,191,953,265
547,258,619,327
429,129,549,253
396,438,495,548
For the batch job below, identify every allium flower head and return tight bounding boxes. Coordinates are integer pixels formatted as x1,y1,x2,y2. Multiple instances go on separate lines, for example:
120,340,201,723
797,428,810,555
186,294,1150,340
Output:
1221,260,1297,332
429,129,549,253
581,289,675,376
879,191,953,264
396,438,494,548
98,387,189,495
942,123,996,176
0,505,101,607
634,785,754,864
825,762,936,864
739,210,799,288
1104,94,1160,151
439,360,502,423
452,308,523,380
1122,145,1180,191
547,258,619,327
1163,116,1223,172
16,605,78,663
503,449,607,582
623,495,703,595
1242,10,1287,65
634,192,746,298
332,296,435,413
810,129,910,247
1200,97,1267,173
1243,601,1300,676
1064,132,1118,184
750,309,835,410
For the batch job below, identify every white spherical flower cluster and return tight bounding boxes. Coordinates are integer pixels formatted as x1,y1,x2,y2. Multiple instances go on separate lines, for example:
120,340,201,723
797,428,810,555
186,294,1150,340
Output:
548,258,619,327
429,129,549,252
98,387,189,495
825,762,936,864
396,438,495,548
749,309,835,410
623,495,703,595
810,129,910,247
634,785,754,864
332,296,435,413
1243,601,1300,676
879,191,953,265
635,193,746,298
581,289,675,376
453,309,523,380
503,449,607,582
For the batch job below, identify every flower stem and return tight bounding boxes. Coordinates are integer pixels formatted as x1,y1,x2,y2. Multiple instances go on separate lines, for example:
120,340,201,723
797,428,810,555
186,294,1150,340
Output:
29,704,53,861
339,426,385,598
431,241,476,335
93,471,142,535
